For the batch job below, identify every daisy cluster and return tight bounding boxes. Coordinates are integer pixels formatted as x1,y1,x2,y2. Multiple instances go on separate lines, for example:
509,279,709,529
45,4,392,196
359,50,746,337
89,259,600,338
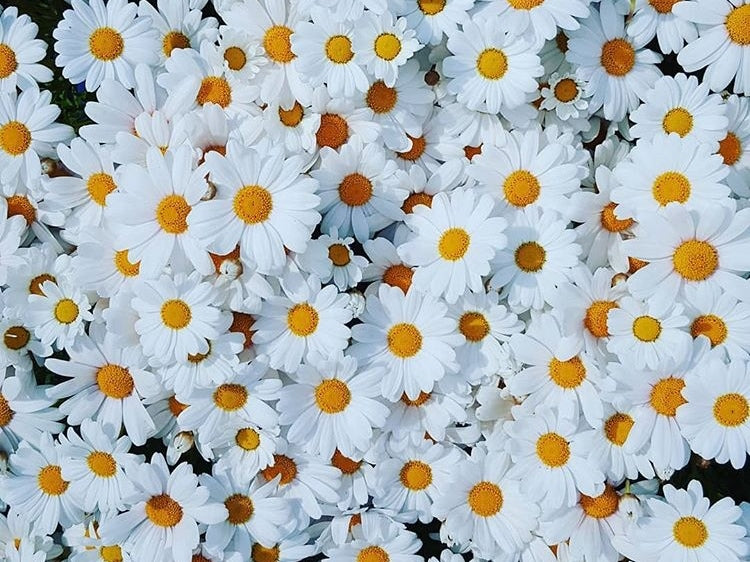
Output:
2,0,750,560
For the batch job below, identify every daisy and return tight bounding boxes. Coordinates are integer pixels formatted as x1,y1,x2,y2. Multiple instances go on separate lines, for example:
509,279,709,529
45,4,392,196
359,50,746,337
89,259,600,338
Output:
58,419,138,513
215,26,266,82
248,529,318,562
0,6,53,91
99,454,227,562
362,236,415,295
297,229,369,291
611,134,729,219
566,2,662,121
539,71,590,121
606,295,692,370
312,136,407,243
614,480,749,562
252,273,352,374
211,423,279,482
25,278,92,350
45,327,159,446
628,0,698,54
329,449,377,511
0,86,73,188
70,228,141,298
675,0,750,95
1,510,62,561
390,114,465,174
432,448,539,559
0,303,52,373
678,358,750,469
310,85,381,150
109,109,180,167
468,127,587,215
489,207,581,313
629,74,728,146
291,9,368,98
53,0,159,92
3,245,65,316
201,467,294,555
353,12,421,87
624,205,750,303
443,15,543,115
189,142,320,275
718,94,750,197
398,189,507,303
260,99,320,154
131,272,230,363
350,284,462,401
398,0,474,45
685,284,750,360
399,160,464,216
506,407,605,509
324,519,421,561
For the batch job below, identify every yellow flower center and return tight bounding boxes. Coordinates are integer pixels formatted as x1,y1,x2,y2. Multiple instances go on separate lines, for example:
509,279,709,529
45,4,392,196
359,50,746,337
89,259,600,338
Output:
339,173,373,207
366,81,397,114
0,121,31,156
718,132,742,166
317,113,349,149
459,311,490,342
261,454,297,485
160,299,191,330
331,449,362,474
690,314,728,346
196,76,232,108
87,451,117,478
0,44,17,79
233,184,273,224
553,78,578,102
503,170,541,207
600,38,635,76
374,33,402,60
383,264,414,293
399,460,432,490
145,494,183,527
632,315,661,342
536,432,570,467
264,25,295,63
252,544,280,562
467,481,503,517
287,303,319,337
38,465,69,496
54,298,79,324
357,546,390,562
315,379,351,414
96,364,134,399
584,300,617,338
86,172,117,206
402,192,433,214
325,35,354,64
727,4,750,45
235,427,261,451
649,0,679,13
113,249,140,277
155,194,190,234
213,383,248,411
514,241,546,272
650,377,686,416
652,171,691,205
224,46,247,71
604,412,634,446
225,493,254,525
600,202,633,233
278,102,304,127
100,546,123,562
387,322,422,358
162,30,190,57
0,395,13,427
580,485,619,519
673,516,708,548
713,393,749,427
328,243,351,266
662,107,693,137
672,239,718,281
89,27,124,61
3,326,29,351
476,48,508,80
397,135,426,162
548,356,586,389
438,227,470,261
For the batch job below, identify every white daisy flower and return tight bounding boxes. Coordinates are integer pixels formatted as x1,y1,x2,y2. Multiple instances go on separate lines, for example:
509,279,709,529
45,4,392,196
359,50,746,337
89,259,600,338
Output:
1,510,62,561
310,85,381,150
329,448,377,511
26,279,92,350
353,11,421,87
99,454,228,562
539,71,590,121
253,273,352,374
0,303,52,374
53,0,159,92
567,1,662,121
390,115,465,174
399,160,464,217
628,0,698,54
278,353,390,459
0,6,53,92
215,25,267,82
685,283,750,361
718,94,750,197
45,327,159,446
70,228,141,298
443,15,543,115
260,99,320,154
211,423,279,482
674,0,750,95
362,236,415,295
350,284,462,401
4,245,66,316
297,228,369,291
189,142,320,275
630,73,728,146
324,517,421,561
249,529,317,562
132,271,230,363
398,0,474,45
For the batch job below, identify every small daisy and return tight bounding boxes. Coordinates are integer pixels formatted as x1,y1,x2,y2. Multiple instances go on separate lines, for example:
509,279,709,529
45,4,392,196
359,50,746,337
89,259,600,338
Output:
539,72,590,121
0,303,52,373
489,207,581,313
53,0,159,91
362,236,416,295
278,353,390,459
606,295,692,370
383,386,470,445
312,136,407,243
212,423,279,482
189,142,320,275
398,189,507,303
45,327,159,446
718,94,750,197
567,2,662,121
353,12,421,87
443,15,543,115
26,279,92,350
297,228,369,291
628,0,698,54
252,273,352,374
329,449,377,511
398,0,474,45
630,74,728,146
71,228,141,298
215,25,266,82
350,284,462,401
310,85,381,150
685,283,750,361
0,6,53,92
99,454,227,562
132,271,230,363
260,99,320,154
432,448,540,559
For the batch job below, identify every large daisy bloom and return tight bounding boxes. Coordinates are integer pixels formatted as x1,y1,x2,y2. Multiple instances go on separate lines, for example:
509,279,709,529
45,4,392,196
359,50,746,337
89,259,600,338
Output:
0,6,53,92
